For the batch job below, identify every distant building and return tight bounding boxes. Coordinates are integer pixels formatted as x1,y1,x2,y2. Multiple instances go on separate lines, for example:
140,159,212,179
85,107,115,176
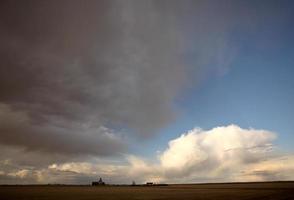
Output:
146,182,153,186
92,177,105,186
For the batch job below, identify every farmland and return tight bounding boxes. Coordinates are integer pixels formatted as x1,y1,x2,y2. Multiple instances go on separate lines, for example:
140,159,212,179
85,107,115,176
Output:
0,181,294,200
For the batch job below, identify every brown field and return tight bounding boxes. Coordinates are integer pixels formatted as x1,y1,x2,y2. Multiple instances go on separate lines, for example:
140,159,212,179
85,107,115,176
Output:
1,182,294,200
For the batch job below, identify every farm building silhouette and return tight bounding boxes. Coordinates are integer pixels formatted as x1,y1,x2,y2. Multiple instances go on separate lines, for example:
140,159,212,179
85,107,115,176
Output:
92,177,105,186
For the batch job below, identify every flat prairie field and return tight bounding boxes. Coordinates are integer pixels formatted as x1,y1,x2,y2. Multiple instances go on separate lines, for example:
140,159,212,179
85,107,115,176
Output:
0,182,294,200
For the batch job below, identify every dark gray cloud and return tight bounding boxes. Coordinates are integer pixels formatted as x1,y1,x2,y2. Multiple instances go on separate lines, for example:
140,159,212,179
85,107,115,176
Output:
0,0,186,130
0,104,125,156
0,1,236,156
0,0,187,155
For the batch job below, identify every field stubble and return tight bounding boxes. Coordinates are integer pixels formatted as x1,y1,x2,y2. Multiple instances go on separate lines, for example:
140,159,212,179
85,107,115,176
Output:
0,182,293,200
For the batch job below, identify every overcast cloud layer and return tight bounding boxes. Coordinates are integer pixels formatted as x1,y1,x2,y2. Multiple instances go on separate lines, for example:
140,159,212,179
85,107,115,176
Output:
0,0,236,156
0,0,185,155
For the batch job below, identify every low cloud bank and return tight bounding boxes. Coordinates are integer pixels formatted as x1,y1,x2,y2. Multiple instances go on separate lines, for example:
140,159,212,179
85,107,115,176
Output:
1,125,294,184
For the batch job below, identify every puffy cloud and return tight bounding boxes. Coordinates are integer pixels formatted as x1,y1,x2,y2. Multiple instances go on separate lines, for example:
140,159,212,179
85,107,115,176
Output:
123,124,278,183
2,125,293,184
158,125,277,182
121,125,290,183
160,129,207,170
160,125,276,168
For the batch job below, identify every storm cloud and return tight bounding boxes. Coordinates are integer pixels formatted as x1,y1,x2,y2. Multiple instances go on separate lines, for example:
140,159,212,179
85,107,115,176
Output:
0,0,187,155
0,0,236,155
0,0,185,134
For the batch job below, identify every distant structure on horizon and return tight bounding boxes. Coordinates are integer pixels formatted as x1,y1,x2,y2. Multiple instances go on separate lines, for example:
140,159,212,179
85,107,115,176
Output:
92,177,105,186
146,182,154,186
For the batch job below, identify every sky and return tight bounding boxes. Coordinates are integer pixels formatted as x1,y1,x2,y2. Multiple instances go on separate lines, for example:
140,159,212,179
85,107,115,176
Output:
0,0,294,184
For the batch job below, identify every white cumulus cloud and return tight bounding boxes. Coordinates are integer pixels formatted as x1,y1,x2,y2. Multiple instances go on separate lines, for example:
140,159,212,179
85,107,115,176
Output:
1,125,294,184
158,125,276,181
